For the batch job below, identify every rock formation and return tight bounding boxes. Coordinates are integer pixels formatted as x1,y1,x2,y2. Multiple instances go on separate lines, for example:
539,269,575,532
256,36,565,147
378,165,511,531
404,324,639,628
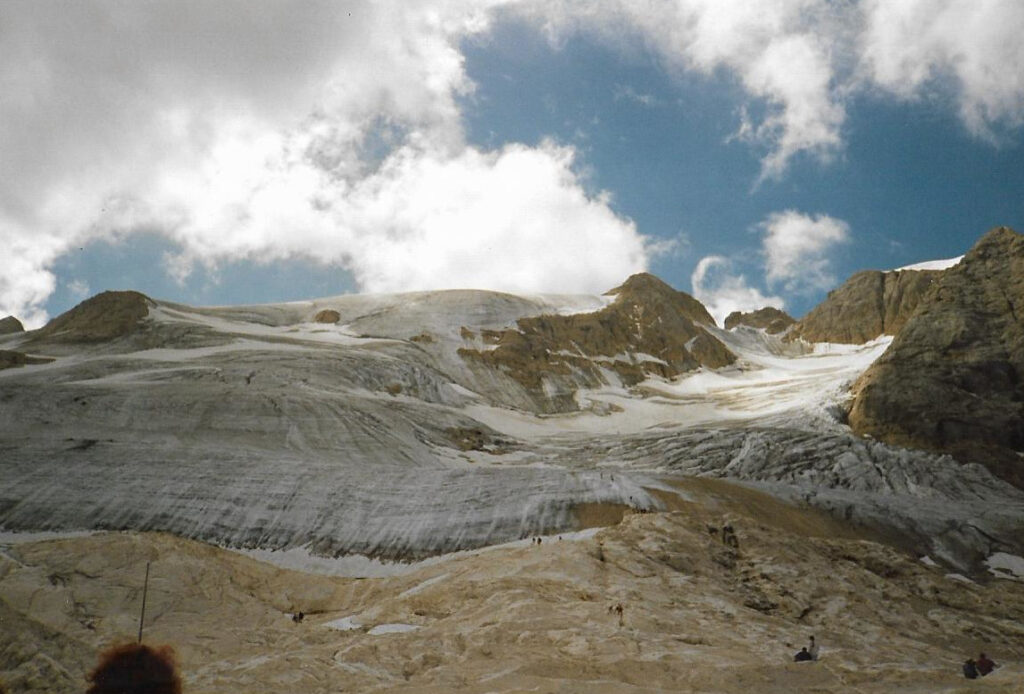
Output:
724,307,795,334
26,290,153,344
459,273,735,412
789,267,942,344
313,309,341,323
849,227,1024,488
0,316,24,334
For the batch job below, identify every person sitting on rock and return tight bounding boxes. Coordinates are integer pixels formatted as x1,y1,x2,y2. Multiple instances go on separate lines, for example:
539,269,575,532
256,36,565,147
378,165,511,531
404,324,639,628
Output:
86,643,181,694
976,653,996,676
794,647,812,662
962,658,979,679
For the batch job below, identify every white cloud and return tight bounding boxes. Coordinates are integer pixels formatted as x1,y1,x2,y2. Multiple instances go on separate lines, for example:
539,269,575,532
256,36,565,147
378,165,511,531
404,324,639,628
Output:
690,255,785,327
515,0,1024,176
859,0,1024,139
0,0,649,326
760,210,849,293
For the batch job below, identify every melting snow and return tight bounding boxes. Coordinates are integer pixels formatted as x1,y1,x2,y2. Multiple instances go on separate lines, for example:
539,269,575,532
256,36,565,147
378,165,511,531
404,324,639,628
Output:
892,256,963,272
324,616,362,631
986,552,1024,581
368,623,420,635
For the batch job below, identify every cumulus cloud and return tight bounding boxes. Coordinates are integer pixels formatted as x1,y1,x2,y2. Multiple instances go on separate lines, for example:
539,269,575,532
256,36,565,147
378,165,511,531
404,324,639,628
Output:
690,255,785,327
516,0,1024,177
760,210,849,293
0,0,648,325
4,0,1024,325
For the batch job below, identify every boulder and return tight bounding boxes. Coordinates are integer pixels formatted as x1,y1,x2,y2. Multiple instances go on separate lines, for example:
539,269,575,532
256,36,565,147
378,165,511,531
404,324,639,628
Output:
313,309,341,324
848,227,1024,488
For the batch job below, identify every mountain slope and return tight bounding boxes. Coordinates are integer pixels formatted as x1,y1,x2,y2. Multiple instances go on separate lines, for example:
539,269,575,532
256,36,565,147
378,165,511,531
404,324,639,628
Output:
789,268,942,344
849,226,1024,487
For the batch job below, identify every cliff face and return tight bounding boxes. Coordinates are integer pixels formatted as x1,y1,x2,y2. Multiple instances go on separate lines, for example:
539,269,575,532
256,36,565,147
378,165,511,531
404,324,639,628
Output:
458,273,735,412
723,307,795,334
789,268,942,344
848,227,1024,488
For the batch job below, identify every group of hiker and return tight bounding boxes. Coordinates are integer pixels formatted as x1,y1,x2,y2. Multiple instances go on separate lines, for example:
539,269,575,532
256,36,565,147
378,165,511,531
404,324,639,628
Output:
963,653,998,679
793,635,820,662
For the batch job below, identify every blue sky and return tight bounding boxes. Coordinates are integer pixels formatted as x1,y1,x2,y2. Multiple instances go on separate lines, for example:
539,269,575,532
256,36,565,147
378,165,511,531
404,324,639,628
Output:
3,1,1023,327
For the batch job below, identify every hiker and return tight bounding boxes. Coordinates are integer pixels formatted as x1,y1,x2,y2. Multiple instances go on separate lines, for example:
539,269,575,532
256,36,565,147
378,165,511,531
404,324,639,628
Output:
86,643,182,694
808,635,820,661
292,611,305,623
794,647,812,662
962,658,979,679
613,603,624,626
976,653,996,676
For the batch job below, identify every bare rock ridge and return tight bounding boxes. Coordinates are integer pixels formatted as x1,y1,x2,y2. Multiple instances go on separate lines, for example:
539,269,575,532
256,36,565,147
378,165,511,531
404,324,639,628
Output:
724,306,795,334
458,273,735,412
0,315,24,334
28,290,153,343
789,266,943,344
849,226,1024,488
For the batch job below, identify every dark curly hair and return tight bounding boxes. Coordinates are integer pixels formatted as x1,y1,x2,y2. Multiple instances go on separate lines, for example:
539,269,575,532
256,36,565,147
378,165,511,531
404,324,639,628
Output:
86,643,182,694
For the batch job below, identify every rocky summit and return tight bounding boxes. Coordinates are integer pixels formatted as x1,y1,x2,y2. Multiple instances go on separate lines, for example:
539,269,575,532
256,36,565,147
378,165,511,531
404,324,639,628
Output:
849,226,1024,488
724,307,795,334
789,267,943,344
0,316,24,335
2,237,1024,693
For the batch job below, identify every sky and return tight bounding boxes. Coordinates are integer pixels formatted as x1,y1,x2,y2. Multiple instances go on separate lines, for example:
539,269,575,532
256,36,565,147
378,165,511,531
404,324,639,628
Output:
3,1,1024,328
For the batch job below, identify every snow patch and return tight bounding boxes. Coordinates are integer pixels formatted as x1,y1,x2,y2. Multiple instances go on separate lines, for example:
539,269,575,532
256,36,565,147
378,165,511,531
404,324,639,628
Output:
986,552,1024,581
324,616,362,631
892,256,963,272
368,623,420,635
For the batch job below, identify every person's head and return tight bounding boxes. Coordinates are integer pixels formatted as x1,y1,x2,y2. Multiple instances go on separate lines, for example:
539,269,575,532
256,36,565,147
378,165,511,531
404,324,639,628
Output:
800,647,808,653
810,636,815,643
87,643,181,694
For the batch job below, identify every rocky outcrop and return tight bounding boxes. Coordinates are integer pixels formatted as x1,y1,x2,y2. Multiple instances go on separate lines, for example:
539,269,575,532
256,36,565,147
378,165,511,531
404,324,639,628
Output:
724,307,795,334
28,290,153,344
848,227,1024,488
0,316,24,334
790,268,942,344
313,309,341,324
0,350,54,370
458,273,735,412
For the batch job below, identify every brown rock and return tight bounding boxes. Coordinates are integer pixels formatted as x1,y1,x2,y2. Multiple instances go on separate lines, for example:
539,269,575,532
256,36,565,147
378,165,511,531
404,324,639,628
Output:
790,268,942,344
0,350,54,370
313,309,341,324
724,307,795,334
28,290,153,344
0,316,24,335
459,273,734,412
848,227,1024,488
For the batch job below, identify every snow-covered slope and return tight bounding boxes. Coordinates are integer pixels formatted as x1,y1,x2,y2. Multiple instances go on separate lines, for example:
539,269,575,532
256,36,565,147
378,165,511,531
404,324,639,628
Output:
1,284,1022,574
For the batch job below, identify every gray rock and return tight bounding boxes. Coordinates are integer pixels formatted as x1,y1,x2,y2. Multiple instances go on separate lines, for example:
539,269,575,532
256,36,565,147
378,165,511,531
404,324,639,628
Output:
0,315,24,334
724,307,795,334
849,226,1024,488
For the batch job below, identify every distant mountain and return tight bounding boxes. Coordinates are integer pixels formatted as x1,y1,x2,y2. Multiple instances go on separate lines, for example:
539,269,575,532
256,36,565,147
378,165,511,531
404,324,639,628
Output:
849,226,1024,488
459,273,735,412
788,267,943,344
723,307,795,334
0,316,23,335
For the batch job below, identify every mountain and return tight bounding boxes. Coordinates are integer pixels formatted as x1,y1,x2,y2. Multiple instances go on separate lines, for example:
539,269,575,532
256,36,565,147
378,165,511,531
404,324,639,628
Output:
3,257,1024,691
788,267,943,344
0,316,24,335
848,226,1024,488
459,273,735,412
724,307,795,334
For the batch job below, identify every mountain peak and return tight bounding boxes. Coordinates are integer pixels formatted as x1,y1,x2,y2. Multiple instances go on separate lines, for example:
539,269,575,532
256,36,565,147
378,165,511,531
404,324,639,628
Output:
31,290,154,344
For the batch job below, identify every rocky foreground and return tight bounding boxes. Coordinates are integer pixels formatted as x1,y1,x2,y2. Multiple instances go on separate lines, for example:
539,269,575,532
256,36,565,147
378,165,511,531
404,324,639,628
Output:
2,479,1023,693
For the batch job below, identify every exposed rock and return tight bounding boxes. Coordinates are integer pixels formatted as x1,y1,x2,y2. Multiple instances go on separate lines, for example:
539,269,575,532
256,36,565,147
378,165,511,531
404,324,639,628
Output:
0,350,54,371
0,316,24,334
724,307,795,334
848,227,1024,488
789,268,942,344
459,273,735,412
28,291,153,344
313,309,340,324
